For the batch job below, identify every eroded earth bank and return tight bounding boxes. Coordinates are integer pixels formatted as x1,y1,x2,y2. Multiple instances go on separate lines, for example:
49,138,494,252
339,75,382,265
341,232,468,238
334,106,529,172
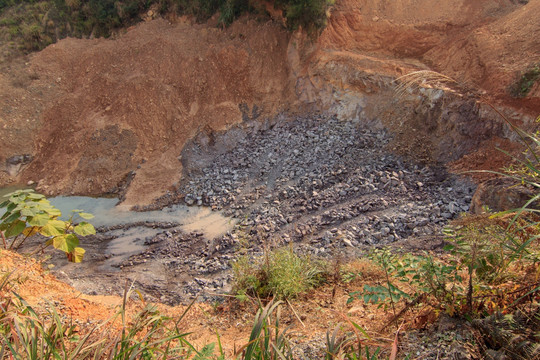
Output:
1,0,539,204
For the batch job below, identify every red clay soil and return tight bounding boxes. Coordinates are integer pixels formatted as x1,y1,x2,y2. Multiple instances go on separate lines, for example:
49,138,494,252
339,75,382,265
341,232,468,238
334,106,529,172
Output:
321,0,540,114
1,16,297,205
448,136,524,183
0,0,538,204
0,249,425,357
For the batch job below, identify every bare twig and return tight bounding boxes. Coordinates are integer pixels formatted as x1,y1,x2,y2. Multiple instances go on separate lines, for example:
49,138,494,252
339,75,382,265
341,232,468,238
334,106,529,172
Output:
286,298,305,328
380,293,426,332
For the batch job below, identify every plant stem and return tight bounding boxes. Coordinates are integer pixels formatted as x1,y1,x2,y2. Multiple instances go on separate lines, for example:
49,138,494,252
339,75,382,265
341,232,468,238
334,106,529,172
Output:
467,243,478,313
0,231,7,249
382,255,397,322
13,228,35,251
8,234,21,250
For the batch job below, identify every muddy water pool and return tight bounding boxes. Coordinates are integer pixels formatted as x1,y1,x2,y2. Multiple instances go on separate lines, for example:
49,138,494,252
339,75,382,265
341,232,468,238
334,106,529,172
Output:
52,196,235,269
49,196,233,232
1,189,235,269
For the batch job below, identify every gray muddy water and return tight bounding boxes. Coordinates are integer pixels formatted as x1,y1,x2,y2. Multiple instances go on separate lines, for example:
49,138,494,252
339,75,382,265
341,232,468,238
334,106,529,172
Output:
1,190,235,270
52,197,235,269
49,195,233,236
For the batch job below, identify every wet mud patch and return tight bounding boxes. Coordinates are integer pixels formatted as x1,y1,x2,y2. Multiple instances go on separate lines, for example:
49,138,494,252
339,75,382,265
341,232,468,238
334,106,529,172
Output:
37,221,234,305
18,198,235,304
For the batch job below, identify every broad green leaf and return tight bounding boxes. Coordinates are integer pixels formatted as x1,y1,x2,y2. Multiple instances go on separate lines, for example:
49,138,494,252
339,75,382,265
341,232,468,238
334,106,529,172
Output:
44,208,62,217
52,235,68,252
5,220,26,238
22,226,39,237
67,247,85,263
78,212,94,220
28,213,50,227
40,220,66,237
27,193,45,200
53,234,79,253
20,207,37,217
0,200,8,208
65,234,79,250
73,222,96,236
1,210,21,223
8,196,22,204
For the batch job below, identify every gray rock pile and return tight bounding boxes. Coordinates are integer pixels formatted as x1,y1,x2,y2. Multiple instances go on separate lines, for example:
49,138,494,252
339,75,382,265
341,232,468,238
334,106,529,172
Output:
118,114,476,302
180,114,475,256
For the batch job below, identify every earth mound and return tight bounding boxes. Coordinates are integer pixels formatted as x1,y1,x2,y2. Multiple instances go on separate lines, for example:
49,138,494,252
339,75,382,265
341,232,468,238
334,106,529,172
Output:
2,17,296,205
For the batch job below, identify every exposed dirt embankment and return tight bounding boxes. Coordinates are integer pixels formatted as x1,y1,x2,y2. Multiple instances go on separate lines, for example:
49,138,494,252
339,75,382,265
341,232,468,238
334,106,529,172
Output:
317,0,540,111
0,0,538,205
425,0,540,111
291,0,539,172
320,0,515,57
4,17,296,205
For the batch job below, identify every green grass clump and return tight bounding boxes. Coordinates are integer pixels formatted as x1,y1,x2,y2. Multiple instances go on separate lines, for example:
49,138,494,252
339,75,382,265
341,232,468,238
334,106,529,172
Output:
0,278,195,359
233,246,326,300
510,63,540,98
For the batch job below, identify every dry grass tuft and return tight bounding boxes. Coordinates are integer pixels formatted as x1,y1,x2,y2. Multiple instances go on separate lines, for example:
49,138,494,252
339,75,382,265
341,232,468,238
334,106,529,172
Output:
394,70,462,98
341,258,385,284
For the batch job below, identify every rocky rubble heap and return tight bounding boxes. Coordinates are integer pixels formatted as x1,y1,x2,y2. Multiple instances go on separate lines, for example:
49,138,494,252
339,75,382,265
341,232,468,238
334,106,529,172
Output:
91,114,477,303
180,115,475,253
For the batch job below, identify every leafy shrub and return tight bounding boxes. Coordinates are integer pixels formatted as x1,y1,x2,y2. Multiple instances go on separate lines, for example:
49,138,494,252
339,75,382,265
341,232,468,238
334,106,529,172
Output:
348,218,539,316
0,189,95,262
275,0,334,33
21,22,47,50
232,246,325,299
510,63,540,98
444,218,538,282
348,248,464,316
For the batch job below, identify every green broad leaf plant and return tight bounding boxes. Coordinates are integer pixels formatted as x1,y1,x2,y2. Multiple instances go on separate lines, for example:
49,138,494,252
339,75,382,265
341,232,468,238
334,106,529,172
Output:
0,190,95,262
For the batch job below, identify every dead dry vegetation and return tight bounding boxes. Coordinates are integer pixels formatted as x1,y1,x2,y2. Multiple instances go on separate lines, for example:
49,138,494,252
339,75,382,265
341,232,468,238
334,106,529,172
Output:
0,209,539,359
